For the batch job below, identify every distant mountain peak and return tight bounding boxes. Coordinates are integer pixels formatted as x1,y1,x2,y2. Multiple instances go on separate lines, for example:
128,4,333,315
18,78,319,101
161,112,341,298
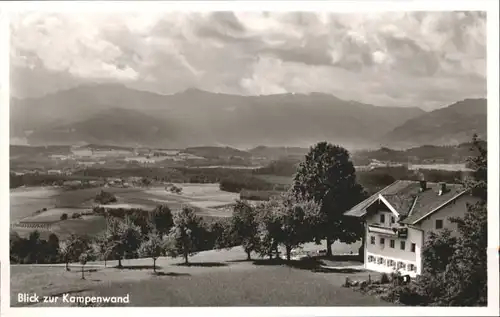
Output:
449,97,487,107
381,98,487,148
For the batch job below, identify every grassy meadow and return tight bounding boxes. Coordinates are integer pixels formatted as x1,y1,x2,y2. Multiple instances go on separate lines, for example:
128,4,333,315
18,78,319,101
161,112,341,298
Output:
9,241,392,307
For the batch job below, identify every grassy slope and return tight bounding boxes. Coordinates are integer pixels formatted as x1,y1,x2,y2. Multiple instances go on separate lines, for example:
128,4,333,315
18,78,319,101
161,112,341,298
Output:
10,241,393,307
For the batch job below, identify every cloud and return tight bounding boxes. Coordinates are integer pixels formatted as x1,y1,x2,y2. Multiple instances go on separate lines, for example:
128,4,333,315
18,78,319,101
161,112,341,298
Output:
10,11,486,110
11,13,139,81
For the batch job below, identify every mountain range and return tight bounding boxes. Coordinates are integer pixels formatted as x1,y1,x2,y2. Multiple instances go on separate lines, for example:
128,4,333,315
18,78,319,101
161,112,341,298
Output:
10,83,486,149
380,98,487,148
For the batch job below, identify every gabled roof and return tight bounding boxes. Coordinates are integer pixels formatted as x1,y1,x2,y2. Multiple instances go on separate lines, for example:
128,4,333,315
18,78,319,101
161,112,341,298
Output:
344,180,469,225
344,180,414,218
400,186,469,225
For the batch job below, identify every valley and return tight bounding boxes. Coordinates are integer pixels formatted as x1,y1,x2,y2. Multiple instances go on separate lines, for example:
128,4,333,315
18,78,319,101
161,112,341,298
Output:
9,140,479,241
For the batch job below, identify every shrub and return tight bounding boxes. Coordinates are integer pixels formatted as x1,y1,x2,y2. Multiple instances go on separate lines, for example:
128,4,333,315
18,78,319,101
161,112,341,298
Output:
60,213,68,221
94,190,117,204
42,207,47,211
169,185,183,194
72,213,82,219
390,271,401,285
385,283,427,305
92,206,105,214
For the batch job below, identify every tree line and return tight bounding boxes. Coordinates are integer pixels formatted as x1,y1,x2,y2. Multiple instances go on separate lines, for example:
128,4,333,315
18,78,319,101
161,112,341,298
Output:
351,141,485,166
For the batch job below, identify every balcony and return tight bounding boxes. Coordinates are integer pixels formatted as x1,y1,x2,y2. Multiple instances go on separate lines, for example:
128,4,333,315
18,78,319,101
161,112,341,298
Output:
368,224,408,238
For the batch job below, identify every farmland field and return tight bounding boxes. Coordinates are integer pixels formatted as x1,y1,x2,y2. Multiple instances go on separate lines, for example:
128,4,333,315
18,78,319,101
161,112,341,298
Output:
10,187,61,224
20,208,85,223
10,184,239,238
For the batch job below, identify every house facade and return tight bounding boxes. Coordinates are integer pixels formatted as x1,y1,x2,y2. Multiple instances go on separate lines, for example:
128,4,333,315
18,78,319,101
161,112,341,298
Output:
345,180,478,277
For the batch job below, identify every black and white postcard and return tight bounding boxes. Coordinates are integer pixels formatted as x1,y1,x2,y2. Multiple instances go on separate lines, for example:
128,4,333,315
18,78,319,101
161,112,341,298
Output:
1,1,499,316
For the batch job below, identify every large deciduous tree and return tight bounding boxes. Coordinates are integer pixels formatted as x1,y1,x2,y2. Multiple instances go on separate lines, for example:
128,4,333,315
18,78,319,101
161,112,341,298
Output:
165,206,204,264
256,192,320,261
150,204,174,235
292,142,366,256
256,199,283,259
138,232,167,273
104,217,142,268
230,201,260,260
60,234,90,271
277,192,321,261
209,218,233,250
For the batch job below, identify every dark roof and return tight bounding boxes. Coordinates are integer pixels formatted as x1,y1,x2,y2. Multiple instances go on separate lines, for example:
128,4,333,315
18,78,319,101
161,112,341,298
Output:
400,182,467,224
344,180,416,217
344,180,468,225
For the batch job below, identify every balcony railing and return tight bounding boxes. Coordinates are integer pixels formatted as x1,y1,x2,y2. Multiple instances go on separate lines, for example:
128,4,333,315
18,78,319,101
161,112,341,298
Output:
368,224,408,238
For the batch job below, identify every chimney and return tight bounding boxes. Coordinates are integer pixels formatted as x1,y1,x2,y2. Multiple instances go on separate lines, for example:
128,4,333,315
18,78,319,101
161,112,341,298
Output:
438,182,447,196
419,180,427,192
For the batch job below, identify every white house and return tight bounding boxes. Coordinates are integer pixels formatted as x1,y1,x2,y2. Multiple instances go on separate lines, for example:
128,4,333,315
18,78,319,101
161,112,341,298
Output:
344,180,478,277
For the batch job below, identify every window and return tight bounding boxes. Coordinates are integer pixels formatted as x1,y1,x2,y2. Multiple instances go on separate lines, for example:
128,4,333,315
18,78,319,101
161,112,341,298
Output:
377,257,384,265
397,261,405,269
380,214,385,224
390,240,395,248
435,219,443,229
400,241,406,250
387,259,395,267
408,264,414,271
411,243,416,252
391,216,395,224
380,237,385,246
370,236,375,245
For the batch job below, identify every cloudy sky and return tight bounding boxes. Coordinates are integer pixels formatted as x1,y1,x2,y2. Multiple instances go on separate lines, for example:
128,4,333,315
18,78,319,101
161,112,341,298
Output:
10,11,486,110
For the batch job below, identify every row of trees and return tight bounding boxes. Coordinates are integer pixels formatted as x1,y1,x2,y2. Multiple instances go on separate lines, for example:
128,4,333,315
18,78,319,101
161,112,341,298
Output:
10,231,60,264
219,175,277,193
